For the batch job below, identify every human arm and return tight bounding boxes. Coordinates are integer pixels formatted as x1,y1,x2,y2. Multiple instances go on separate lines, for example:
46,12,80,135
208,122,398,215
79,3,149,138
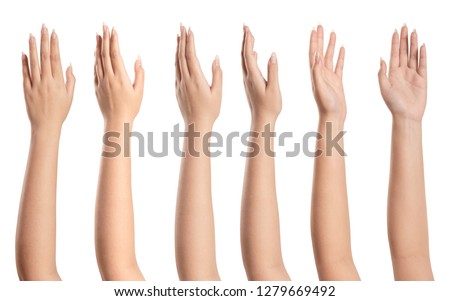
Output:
16,24,75,280
240,26,290,281
94,25,145,280
309,25,359,281
378,25,433,280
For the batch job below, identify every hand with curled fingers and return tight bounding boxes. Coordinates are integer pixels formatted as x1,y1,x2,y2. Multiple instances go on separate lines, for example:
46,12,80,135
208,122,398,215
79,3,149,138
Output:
309,25,346,122
94,25,144,125
241,25,281,124
21,24,75,130
378,25,427,122
175,25,222,129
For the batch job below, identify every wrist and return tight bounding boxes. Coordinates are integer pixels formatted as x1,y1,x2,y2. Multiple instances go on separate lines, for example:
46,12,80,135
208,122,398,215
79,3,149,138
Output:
318,115,345,128
31,123,62,136
104,119,134,132
251,118,276,131
184,120,214,132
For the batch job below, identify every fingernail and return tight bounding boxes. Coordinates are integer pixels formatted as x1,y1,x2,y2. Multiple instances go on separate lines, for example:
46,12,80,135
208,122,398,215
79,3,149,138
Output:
29,34,33,42
22,52,25,60
42,24,47,34
413,28,417,34
270,52,277,64
394,29,398,33
112,27,115,36
70,63,73,72
188,27,191,35
403,23,407,27
215,55,220,67
422,43,426,47
137,55,142,66
51,29,56,39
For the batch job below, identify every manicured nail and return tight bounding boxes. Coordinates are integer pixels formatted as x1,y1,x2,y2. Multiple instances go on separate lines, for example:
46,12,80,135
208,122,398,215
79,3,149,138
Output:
70,63,73,72
270,52,277,64
111,27,116,36
394,29,398,33
51,29,56,39
214,55,220,67
22,52,25,60
403,23,407,27
413,28,417,33
29,34,33,42
137,55,142,66
422,43,426,47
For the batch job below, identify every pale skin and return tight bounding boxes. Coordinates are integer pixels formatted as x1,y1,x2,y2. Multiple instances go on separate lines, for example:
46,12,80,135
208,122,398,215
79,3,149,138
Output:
240,26,289,281
174,25,222,281
378,25,433,281
16,24,75,280
94,25,145,281
309,25,360,281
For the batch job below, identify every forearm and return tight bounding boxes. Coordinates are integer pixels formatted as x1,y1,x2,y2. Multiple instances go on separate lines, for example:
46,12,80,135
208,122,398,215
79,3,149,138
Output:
311,118,358,280
16,126,61,280
388,118,433,280
241,119,289,280
175,123,219,280
95,121,143,280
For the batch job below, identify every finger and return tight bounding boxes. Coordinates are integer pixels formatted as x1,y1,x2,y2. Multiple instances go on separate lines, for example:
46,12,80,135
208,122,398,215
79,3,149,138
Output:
178,24,190,79
40,24,51,78
101,24,113,75
312,51,324,82
211,55,222,96
378,58,390,91
133,56,145,98
243,28,261,80
175,35,181,83
389,30,400,69
408,29,418,69
186,28,205,79
65,64,76,102
418,44,427,78
110,28,126,75
94,65,98,86
241,25,248,77
317,25,324,55
22,53,32,89
335,47,345,79
324,32,336,70
267,52,279,88
95,35,104,81
29,34,40,83
309,29,317,68
50,30,63,79
399,25,408,66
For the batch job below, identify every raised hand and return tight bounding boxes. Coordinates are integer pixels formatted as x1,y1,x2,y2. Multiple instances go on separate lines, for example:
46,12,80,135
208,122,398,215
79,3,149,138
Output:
241,26,281,123
16,24,75,280
378,25,427,122
309,25,346,122
22,25,75,130
175,26,222,128
94,24,145,281
95,26,144,124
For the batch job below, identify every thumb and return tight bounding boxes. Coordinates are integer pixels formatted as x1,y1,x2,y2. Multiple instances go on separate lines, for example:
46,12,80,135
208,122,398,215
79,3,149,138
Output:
65,64,76,102
378,58,390,92
133,56,145,97
267,52,279,88
211,55,222,96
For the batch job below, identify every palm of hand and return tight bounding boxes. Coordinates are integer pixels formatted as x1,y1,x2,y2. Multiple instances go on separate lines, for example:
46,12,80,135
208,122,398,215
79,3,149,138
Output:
381,67,426,121
312,66,346,120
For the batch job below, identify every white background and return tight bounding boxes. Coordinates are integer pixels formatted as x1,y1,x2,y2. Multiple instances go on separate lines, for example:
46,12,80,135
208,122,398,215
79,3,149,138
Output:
0,0,448,299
